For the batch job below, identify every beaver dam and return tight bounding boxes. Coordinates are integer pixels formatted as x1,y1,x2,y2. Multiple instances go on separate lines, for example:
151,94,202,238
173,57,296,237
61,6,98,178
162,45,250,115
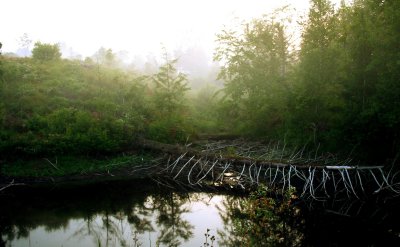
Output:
127,138,400,201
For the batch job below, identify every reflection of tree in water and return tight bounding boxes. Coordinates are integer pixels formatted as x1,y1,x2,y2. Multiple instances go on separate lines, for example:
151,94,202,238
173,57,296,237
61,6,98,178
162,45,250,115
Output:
1,184,195,247
70,213,130,247
69,192,193,247
0,201,72,245
216,195,246,247
151,192,194,247
64,187,156,247
217,188,305,247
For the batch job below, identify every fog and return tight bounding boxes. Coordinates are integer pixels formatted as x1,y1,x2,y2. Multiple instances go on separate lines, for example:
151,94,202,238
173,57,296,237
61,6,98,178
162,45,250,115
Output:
1,0,343,87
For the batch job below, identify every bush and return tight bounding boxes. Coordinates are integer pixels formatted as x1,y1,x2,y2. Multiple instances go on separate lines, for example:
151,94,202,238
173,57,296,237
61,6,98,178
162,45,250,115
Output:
147,115,193,143
234,186,304,246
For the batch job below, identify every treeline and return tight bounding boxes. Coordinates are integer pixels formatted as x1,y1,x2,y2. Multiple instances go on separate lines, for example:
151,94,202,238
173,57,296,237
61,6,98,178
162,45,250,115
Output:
213,0,400,163
0,0,399,164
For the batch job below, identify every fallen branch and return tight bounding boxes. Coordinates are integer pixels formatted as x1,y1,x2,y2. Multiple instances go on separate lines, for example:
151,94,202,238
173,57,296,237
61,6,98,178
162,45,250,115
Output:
43,157,60,170
0,180,25,192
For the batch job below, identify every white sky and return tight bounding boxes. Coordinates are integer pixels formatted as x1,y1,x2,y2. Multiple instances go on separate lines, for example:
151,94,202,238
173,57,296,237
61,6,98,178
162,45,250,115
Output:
1,0,342,61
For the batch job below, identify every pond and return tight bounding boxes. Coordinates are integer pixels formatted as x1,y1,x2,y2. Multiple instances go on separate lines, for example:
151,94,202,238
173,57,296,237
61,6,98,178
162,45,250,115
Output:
1,179,400,247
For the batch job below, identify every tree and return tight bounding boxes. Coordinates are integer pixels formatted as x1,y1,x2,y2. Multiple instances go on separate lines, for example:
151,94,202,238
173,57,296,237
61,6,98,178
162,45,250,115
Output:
147,49,191,142
18,33,32,57
335,0,400,161
32,42,61,62
93,47,117,67
288,0,344,145
152,49,189,115
214,13,292,136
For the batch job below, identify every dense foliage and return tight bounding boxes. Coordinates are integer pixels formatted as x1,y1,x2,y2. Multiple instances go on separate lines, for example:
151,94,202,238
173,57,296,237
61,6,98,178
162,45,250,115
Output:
214,0,400,162
230,186,303,246
0,0,398,164
0,47,192,156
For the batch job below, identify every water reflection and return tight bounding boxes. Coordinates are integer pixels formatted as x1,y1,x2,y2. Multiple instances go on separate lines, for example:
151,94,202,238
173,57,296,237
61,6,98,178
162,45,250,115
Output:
0,182,229,247
151,192,193,246
1,181,400,247
216,195,245,247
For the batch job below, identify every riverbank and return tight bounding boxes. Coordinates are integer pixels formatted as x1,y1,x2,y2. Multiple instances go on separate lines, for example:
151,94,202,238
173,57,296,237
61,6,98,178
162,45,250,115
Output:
0,152,163,189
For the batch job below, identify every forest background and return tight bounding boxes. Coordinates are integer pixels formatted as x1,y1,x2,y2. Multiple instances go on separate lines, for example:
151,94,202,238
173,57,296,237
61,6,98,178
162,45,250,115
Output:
0,0,399,166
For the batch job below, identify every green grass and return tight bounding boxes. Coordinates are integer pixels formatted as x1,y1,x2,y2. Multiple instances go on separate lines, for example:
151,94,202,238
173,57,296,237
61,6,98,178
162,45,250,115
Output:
1,154,155,177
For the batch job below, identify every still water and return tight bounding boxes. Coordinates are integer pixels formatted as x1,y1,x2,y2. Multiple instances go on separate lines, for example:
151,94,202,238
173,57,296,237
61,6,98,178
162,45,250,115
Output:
3,194,225,247
0,180,242,247
1,180,400,247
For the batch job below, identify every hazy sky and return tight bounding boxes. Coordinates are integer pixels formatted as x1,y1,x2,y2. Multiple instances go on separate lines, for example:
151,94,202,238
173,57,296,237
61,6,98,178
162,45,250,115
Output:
1,0,342,61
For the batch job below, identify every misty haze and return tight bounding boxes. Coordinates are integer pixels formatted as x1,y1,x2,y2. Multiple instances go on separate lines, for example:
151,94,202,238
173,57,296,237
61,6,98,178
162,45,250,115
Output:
1,0,400,246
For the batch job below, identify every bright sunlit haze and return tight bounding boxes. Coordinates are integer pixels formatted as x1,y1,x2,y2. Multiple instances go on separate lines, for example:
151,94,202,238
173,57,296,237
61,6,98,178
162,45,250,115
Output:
2,0,341,64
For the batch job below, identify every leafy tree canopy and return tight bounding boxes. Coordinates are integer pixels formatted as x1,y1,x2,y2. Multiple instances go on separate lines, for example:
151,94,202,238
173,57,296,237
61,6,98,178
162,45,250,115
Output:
32,42,61,62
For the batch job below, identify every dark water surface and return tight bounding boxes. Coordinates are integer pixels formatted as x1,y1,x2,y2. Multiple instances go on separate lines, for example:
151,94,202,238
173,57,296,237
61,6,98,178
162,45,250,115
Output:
1,180,400,247
0,180,237,247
